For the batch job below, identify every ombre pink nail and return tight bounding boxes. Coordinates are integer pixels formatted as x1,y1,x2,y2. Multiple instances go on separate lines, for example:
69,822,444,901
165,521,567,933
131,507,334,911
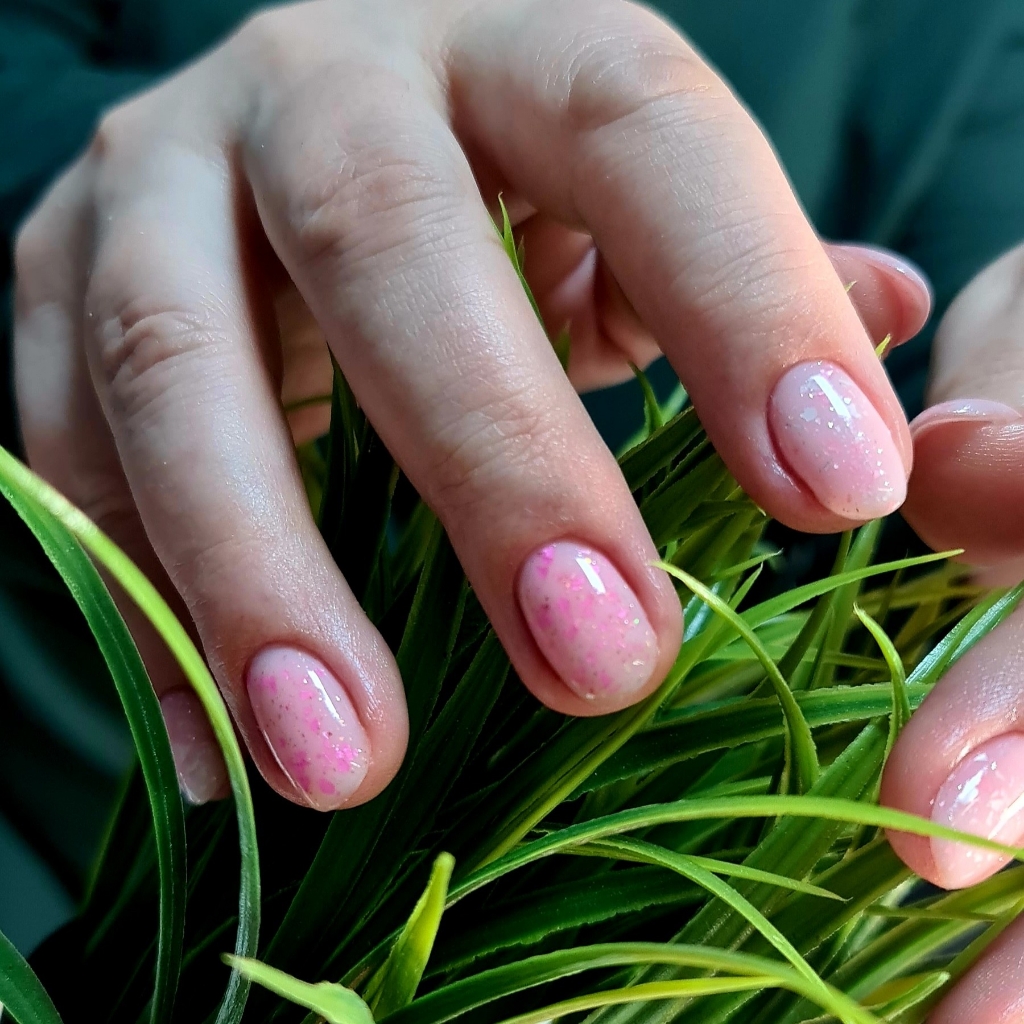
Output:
517,541,658,701
246,646,369,810
769,360,907,519
931,733,1024,889
160,689,229,805
910,399,1020,439
835,244,933,307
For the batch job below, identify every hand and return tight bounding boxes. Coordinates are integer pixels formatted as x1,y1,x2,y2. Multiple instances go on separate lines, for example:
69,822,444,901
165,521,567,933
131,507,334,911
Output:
14,0,923,812
882,241,1024,1022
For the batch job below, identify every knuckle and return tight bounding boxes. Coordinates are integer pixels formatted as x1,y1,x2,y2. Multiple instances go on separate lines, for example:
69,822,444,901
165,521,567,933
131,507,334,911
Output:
13,214,51,286
87,290,223,422
235,5,312,75
556,1,714,134
90,101,143,160
424,389,560,519
289,135,469,272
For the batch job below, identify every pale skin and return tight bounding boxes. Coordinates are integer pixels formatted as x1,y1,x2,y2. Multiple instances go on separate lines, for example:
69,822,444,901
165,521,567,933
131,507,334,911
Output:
11,0,1024,1018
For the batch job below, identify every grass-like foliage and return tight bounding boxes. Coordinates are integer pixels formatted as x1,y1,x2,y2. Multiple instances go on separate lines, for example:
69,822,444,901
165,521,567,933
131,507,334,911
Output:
2,209,1024,1024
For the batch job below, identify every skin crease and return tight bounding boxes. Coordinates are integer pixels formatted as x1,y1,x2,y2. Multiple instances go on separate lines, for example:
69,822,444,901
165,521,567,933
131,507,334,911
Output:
9,1,1024,1018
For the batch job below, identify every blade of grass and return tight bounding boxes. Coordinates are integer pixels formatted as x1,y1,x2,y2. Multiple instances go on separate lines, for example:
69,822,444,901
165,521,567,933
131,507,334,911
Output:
382,943,877,1024
0,447,259,1024
0,453,186,1024
0,930,64,1024
364,854,454,1017
224,957,372,1024
658,564,819,792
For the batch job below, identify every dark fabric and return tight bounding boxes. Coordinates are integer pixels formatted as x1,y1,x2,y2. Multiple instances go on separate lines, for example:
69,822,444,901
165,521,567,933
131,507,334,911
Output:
2,0,1024,951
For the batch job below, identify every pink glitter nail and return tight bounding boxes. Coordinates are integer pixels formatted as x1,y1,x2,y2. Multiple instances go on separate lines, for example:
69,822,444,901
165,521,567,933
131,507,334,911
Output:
769,360,907,520
160,689,229,805
930,733,1024,889
246,646,369,810
517,541,657,700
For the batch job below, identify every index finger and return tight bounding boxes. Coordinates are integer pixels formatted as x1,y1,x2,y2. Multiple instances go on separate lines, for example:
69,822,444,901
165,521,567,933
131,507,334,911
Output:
448,0,912,531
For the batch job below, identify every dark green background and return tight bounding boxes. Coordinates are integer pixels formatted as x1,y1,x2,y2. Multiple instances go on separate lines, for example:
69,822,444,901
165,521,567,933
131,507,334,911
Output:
2,0,1023,953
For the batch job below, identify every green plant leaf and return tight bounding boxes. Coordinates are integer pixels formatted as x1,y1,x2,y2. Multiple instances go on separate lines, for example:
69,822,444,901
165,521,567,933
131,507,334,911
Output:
223,956,373,1024
569,836,835,1009
452,793,1024,904
659,564,819,792
575,840,844,900
0,446,259,1024
428,868,702,975
0,449,186,1024
0,930,64,1024
854,604,910,753
364,853,454,1017
492,977,783,1024
382,943,877,1024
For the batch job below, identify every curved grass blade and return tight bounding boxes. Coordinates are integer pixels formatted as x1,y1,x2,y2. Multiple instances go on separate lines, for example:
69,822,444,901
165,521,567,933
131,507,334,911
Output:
364,853,454,1017
382,943,877,1024
0,447,259,1024
224,956,373,1024
493,978,781,1024
659,564,819,791
0,930,64,1024
574,841,844,900
452,795,1024,902
570,836,836,1013
0,451,185,1024
854,604,910,753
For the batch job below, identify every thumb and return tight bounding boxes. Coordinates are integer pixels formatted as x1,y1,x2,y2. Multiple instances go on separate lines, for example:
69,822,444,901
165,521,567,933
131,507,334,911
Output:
902,242,1024,573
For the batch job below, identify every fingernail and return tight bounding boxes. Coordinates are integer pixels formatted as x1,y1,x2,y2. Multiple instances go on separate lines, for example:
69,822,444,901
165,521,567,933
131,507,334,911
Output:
160,689,229,805
517,541,658,701
246,646,369,810
931,733,1024,888
769,360,907,519
836,244,933,307
911,399,1020,440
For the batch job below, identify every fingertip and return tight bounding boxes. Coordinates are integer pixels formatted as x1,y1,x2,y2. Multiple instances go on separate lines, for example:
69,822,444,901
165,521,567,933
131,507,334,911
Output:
904,405,1024,566
160,688,231,805
244,644,407,812
828,243,933,347
514,539,682,715
767,360,908,521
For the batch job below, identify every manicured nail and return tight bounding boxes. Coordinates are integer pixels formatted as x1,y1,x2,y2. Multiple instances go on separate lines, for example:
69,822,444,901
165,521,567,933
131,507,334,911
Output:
911,399,1020,440
931,733,1024,888
836,244,933,307
246,646,369,810
160,689,229,805
517,541,658,701
769,360,907,519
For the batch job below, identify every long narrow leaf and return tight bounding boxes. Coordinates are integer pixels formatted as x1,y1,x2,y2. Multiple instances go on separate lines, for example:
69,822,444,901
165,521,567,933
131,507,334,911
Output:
0,447,259,1024
0,451,185,1024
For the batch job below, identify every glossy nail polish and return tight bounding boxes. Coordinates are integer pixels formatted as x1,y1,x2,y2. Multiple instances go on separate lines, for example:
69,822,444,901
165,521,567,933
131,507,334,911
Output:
837,245,933,305
931,733,1024,888
160,689,229,805
910,399,1020,439
769,360,907,519
246,646,369,810
517,541,658,701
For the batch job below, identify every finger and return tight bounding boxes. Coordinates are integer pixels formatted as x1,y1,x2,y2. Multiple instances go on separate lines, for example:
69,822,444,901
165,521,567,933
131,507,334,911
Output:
13,161,229,804
81,112,407,810
823,243,933,350
242,54,682,717
880,601,1024,889
515,214,933,392
449,0,913,531
928,911,1024,1024
902,242,1024,568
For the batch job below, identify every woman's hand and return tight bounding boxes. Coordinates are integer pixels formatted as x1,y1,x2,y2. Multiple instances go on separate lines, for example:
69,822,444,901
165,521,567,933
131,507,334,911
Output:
878,241,1024,1023
13,0,923,811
